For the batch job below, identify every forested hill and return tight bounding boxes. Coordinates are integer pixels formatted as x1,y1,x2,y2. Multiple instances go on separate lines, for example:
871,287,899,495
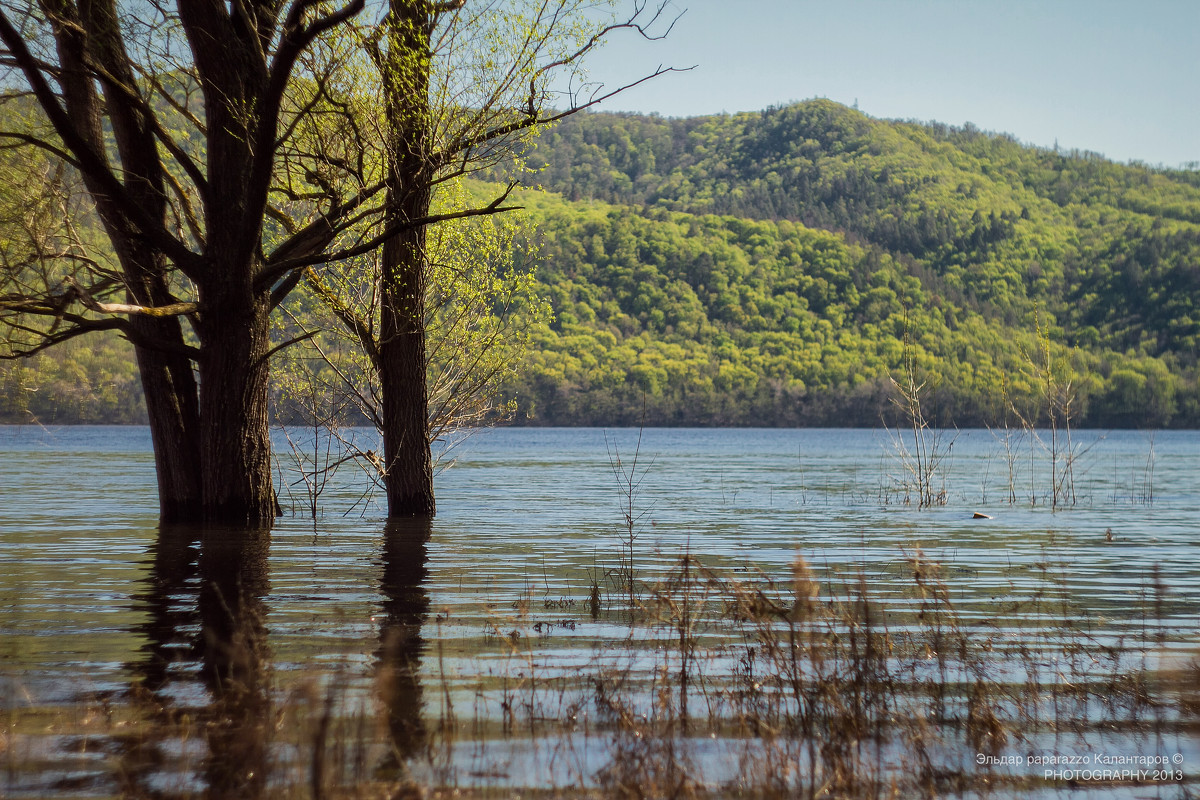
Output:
496,100,1200,427
4,100,1199,427
527,101,1200,358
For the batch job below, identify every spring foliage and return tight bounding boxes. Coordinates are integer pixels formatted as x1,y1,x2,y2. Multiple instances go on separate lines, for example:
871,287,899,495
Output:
272,179,549,438
5,100,1199,427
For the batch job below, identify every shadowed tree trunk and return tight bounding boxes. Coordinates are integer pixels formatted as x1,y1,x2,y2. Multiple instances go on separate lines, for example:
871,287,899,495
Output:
50,0,204,518
131,322,203,521
194,288,276,523
379,0,436,517
179,0,286,525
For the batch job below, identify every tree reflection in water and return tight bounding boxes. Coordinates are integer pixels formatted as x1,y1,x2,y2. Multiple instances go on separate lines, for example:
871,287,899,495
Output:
124,525,271,800
376,518,431,773
197,528,271,799
121,525,201,796
122,521,433,796
128,525,201,694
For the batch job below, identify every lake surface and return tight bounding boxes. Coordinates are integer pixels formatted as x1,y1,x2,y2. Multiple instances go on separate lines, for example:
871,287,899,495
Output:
2,426,1198,797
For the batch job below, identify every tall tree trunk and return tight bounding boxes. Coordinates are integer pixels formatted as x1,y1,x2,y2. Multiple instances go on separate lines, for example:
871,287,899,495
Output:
120,235,201,525
379,203,434,517
379,0,435,517
182,0,282,526
196,280,277,525
50,0,206,520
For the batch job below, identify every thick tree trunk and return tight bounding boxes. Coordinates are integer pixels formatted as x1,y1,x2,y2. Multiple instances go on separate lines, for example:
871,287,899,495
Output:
379,213,435,517
131,328,203,521
379,0,436,517
195,283,277,525
46,1,206,521
185,11,280,527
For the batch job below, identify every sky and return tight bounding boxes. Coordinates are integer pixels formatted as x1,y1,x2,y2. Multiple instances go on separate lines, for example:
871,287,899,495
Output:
577,0,1200,168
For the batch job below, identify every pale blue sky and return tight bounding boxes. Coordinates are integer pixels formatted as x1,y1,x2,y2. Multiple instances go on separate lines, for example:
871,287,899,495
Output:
581,0,1199,167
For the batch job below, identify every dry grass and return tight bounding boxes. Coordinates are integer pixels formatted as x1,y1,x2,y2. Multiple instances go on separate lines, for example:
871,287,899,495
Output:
3,548,1197,799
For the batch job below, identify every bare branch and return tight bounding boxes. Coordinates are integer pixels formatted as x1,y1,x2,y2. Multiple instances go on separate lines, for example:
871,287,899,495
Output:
1,316,129,358
249,0,366,234
62,276,198,318
256,329,319,368
257,184,521,289
0,9,201,273
1,308,201,360
437,64,689,167
0,132,81,170
304,266,378,362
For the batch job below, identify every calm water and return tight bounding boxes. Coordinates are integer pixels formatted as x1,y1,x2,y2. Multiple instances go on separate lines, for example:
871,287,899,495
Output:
2,426,1198,796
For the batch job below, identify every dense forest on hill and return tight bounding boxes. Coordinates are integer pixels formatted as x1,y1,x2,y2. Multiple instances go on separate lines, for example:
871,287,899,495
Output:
504,101,1199,427
3,100,1198,427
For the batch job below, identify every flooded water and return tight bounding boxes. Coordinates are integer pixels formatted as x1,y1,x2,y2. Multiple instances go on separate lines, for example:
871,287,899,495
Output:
2,425,1198,797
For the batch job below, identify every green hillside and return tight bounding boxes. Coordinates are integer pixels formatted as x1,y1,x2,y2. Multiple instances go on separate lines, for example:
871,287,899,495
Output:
3,100,1198,427
529,102,1200,355
503,101,1199,426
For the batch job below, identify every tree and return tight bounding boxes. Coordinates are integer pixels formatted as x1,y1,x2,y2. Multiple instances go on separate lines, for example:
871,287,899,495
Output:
0,0,521,523
273,185,549,508
0,0,679,521
0,0,387,524
309,0,679,516
0,31,206,520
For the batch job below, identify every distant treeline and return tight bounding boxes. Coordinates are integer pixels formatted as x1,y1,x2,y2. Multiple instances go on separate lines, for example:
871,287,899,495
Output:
4,100,1199,428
